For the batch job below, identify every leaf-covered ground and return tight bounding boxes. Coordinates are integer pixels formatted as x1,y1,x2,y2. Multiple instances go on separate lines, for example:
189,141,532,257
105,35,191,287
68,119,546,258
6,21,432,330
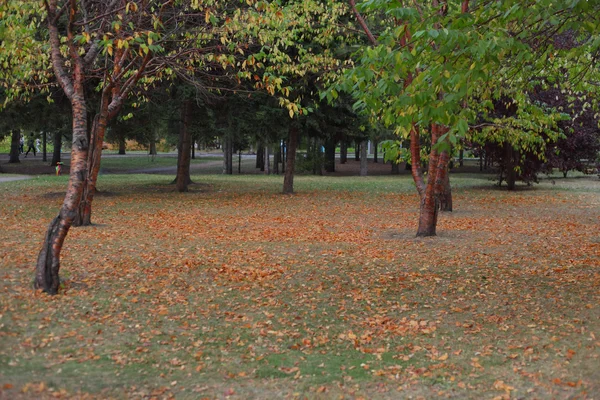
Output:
1,173,599,399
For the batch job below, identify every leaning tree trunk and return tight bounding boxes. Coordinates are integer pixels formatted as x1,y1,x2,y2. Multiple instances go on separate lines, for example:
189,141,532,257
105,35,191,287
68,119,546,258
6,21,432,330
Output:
9,130,20,163
283,123,298,194
359,140,368,176
176,100,193,192
35,96,88,294
51,131,62,166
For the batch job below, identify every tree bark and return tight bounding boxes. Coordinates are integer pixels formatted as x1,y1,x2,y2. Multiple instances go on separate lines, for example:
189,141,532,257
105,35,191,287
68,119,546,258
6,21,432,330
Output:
373,140,378,163
176,100,193,192
391,161,400,174
505,143,517,190
36,94,88,294
9,130,20,163
359,140,368,176
283,123,298,194
354,141,360,161
42,132,47,162
324,138,336,173
51,131,62,166
256,140,264,170
118,133,126,155
340,140,347,164
439,169,453,212
264,145,270,175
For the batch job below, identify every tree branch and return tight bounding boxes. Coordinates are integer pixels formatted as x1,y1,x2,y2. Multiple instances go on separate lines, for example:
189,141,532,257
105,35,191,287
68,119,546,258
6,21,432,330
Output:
348,0,378,46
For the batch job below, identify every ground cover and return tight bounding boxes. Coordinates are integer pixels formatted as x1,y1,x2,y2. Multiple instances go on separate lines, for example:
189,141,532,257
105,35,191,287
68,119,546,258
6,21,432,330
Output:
0,173,598,399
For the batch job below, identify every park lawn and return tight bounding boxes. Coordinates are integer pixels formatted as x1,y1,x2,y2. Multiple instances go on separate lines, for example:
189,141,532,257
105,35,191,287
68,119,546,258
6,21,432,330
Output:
0,173,599,399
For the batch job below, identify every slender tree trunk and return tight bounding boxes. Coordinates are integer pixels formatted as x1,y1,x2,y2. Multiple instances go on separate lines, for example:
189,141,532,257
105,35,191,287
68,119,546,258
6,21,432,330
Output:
459,148,464,167
283,123,298,194
281,141,286,173
505,143,516,191
118,134,126,155
391,161,400,174
9,130,20,163
149,131,157,156
51,131,62,166
360,140,368,176
274,145,280,174
256,141,264,171
324,139,336,173
354,141,360,161
42,132,47,162
35,95,88,294
373,140,378,163
264,145,270,175
340,140,347,164
176,100,193,192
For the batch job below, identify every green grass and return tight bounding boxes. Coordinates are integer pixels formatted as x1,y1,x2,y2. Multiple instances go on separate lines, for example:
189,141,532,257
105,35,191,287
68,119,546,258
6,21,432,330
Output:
0,173,599,399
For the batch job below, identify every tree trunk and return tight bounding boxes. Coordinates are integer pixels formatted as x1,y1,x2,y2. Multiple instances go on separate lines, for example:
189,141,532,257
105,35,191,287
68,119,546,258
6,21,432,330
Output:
118,134,126,155
149,131,157,156
373,140,378,163
74,111,108,226
439,167,452,212
9,130,20,163
273,145,280,174
35,95,88,294
176,100,193,192
256,141,264,171
391,161,400,174
324,139,336,173
359,140,368,176
51,131,62,166
416,125,450,237
354,141,360,161
191,139,196,160
283,123,298,194
264,145,270,175
340,140,347,164
42,132,47,162
506,143,517,191
459,148,464,167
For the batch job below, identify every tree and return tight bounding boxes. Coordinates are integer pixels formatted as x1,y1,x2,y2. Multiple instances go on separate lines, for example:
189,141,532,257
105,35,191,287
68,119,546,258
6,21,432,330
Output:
335,0,600,235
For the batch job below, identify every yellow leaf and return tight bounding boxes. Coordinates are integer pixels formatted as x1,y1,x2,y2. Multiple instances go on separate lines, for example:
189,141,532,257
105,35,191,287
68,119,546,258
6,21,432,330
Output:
288,109,294,118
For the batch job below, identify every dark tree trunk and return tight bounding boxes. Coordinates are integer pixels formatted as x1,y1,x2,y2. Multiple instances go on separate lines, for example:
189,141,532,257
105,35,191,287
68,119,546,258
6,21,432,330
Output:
373,140,378,163
256,141,264,171
354,141,360,161
459,148,464,167
191,140,195,159
505,143,517,191
283,123,298,194
51,131,62,166
9,130,20,163
281,141,286,173
391,161,400,174
264,145,270,175
223,136,233,174
359,140,368,176
42,132,47,162
118,134,126,155
149,132,157,156
324,139,336,173
340,140,347,164
176,100,193,192
274,145,280,174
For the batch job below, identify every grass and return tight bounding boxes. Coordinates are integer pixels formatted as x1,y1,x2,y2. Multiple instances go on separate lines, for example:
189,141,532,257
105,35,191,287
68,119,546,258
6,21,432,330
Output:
0,172,599,399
